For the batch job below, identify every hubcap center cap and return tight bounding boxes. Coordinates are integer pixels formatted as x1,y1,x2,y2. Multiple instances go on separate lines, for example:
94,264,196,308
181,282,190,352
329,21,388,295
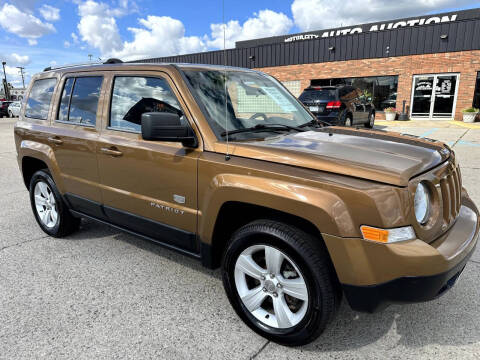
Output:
264,280,276,293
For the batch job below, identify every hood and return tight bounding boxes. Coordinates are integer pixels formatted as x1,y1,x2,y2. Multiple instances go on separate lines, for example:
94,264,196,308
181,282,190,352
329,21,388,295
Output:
228,127,450,186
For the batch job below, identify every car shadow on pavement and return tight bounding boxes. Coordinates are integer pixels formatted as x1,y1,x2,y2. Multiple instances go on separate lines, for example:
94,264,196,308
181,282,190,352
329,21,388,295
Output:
64,219,479,352
301,267,479,352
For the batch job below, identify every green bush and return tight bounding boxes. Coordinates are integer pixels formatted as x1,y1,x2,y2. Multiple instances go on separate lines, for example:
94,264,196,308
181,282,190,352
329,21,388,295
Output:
462,107,479,113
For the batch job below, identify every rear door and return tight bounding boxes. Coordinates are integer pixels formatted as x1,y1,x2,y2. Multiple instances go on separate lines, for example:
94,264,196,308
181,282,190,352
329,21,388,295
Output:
96,71,201,253
47,73,105,218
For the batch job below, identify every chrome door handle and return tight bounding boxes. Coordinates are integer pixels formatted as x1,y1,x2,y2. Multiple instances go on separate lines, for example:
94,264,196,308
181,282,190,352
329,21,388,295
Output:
100,147,123,157
48,136,63,145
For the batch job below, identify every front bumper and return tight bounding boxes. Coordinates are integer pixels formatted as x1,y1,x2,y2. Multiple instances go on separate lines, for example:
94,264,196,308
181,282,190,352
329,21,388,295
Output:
323,193,479,313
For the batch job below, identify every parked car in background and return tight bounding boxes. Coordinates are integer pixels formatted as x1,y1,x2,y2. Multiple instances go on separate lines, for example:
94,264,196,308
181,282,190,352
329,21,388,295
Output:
8,101,21,118
298,85,375,127
0,101,12,118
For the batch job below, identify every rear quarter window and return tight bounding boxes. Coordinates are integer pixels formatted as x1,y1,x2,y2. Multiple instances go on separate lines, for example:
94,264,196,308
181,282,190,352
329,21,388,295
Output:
25,78,57,120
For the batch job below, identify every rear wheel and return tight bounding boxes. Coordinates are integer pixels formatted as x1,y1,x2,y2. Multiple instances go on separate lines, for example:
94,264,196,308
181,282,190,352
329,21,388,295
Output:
365,112,375,128
222,220,340,346
29,169,80,237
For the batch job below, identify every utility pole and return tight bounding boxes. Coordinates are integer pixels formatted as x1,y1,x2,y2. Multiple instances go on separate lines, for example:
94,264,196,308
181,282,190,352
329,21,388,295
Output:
1,61,9,100
88,54,93,61
16,66,25,88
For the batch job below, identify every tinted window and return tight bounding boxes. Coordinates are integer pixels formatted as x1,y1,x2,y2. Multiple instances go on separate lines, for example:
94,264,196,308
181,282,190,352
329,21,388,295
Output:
58,78,74,121
110,76,185,132
299,89,336,102
25,78,57,120
57,76,102,125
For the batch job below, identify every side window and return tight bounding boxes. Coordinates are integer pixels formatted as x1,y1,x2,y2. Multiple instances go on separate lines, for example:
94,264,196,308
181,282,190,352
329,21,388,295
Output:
110,76,185,133
57,76,103,126
25,78,57,120
58,78,74,121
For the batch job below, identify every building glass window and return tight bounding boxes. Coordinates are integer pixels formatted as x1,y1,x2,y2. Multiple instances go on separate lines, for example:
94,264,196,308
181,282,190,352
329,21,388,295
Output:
473,72,480,109
311,75,398,111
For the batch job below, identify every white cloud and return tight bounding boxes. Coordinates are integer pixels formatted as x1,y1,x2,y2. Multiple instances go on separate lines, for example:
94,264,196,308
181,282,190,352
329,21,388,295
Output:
0,3,55,44
77,0,123,55
207,10,293,49
64,40,71,48
74,1,292,60
2,53,31,66
71,32,79,43
111,16,206,60
39,4,60,22
291,0,476,31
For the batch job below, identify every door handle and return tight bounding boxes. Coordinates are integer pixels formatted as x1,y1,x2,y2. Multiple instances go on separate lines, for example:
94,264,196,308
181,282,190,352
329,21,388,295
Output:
48,136,63,145
100,147,123,157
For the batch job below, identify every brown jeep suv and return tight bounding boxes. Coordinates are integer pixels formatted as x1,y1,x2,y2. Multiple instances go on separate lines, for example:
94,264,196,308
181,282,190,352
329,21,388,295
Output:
14,61,479,346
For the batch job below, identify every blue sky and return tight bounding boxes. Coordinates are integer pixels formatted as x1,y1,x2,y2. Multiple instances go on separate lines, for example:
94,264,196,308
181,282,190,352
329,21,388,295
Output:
0,0,479,87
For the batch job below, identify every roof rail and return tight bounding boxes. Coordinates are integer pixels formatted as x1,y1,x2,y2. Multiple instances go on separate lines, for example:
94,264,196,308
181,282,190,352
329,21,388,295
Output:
42,58,124,72
43,61,103,72
104,58,123,64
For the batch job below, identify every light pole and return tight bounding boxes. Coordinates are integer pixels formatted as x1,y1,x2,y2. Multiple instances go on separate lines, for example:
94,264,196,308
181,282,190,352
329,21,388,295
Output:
1,61,9,100
16,66,25,88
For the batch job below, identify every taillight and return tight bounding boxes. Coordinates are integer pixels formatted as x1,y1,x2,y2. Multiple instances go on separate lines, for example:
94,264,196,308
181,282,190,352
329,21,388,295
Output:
326,101,341,109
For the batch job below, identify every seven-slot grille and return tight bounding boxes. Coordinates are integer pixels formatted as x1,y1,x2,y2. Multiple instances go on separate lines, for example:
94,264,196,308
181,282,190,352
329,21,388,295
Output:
439,165,462,224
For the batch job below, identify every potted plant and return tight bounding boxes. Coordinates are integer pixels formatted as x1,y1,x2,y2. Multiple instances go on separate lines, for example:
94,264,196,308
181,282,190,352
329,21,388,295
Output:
384,107,397,121
462,107,479,123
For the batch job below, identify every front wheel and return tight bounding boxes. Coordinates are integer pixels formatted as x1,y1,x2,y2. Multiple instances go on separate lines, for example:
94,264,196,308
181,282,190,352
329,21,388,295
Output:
222,220,340,346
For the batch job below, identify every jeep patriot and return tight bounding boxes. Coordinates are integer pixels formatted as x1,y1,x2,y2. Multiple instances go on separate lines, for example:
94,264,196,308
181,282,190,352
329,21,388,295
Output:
14,60,479,346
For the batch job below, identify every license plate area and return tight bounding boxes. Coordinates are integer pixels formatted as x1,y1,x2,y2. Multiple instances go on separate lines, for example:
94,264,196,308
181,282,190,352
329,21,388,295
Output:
309,106,323,112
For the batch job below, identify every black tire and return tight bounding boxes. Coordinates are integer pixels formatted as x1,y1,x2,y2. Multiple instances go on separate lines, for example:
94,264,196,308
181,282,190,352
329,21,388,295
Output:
29,169,80,237
364,112,375,128
222,220,340,346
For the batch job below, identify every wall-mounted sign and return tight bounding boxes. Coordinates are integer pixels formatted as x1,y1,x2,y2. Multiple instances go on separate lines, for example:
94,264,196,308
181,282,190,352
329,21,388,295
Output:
285,14,458,42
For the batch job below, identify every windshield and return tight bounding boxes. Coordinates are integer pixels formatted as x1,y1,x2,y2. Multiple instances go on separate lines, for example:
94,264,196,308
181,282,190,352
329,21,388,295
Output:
183,69,315,140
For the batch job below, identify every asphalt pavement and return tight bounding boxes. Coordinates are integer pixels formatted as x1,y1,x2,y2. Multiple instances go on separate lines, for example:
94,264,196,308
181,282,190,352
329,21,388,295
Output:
0,118,479,359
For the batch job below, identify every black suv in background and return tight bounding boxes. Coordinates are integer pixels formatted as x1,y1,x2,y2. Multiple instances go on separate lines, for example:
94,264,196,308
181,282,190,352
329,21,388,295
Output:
299,85,375,127
0,101,12,118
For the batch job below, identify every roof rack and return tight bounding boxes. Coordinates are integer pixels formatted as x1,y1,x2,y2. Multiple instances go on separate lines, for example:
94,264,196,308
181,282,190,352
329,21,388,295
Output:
104,58,123,64
43,58,123,72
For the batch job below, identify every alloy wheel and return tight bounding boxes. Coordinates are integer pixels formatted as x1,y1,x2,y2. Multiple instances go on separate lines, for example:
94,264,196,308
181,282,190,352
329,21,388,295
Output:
34,181,58,228
234,245,309,329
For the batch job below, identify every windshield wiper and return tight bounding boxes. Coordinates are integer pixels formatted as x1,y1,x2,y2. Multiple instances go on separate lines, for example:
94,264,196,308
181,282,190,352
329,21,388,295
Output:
299,119,332,128
221,123,305,137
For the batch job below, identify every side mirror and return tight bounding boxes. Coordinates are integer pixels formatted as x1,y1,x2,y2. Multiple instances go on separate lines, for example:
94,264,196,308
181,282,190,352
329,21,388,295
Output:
141,112,197,148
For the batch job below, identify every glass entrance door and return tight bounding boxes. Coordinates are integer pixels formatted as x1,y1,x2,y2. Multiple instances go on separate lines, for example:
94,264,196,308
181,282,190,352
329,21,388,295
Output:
411,74,459,119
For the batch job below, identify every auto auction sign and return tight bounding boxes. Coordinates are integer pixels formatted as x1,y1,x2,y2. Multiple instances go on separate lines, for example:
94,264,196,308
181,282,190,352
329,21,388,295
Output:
284,14,458,42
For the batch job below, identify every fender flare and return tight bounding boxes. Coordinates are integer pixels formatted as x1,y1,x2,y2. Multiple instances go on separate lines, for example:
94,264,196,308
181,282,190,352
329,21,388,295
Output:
19,140,65,192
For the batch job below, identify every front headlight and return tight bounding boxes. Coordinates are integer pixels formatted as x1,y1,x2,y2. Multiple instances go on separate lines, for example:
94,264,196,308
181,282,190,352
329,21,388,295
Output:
414,182,431,225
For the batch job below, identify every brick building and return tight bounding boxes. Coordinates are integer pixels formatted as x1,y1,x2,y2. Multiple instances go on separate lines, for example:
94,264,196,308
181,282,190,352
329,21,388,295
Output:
140,8,480,121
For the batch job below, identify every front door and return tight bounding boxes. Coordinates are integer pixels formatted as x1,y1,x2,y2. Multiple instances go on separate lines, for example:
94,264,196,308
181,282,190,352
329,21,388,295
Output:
97,72,201,253
411,74,459,119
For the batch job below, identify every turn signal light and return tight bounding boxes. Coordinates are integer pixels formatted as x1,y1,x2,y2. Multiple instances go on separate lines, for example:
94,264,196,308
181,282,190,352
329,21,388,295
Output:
326,100,341,109
360,225,416,244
